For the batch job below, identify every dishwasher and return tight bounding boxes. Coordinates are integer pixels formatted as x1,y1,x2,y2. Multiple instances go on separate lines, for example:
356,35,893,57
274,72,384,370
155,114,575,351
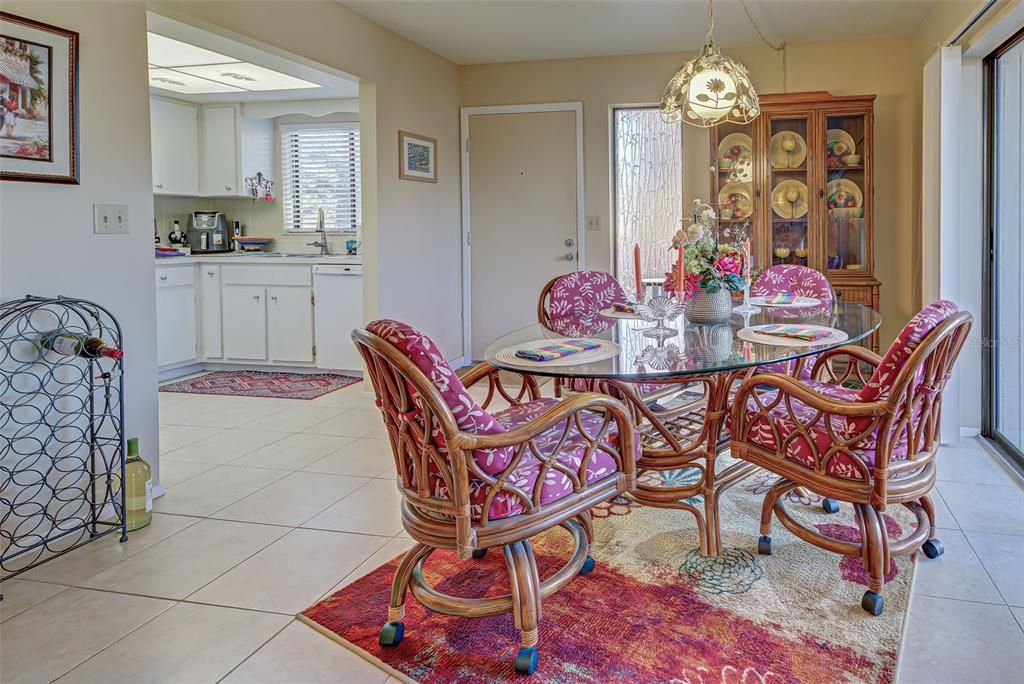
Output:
313,264,363,372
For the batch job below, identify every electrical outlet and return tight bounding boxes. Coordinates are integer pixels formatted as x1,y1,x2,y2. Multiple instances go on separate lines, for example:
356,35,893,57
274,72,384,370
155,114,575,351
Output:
586,215,601,232
93,204,129,235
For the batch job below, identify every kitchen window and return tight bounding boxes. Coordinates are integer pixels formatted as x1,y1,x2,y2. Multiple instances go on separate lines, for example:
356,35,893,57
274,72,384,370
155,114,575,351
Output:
280,123,361,233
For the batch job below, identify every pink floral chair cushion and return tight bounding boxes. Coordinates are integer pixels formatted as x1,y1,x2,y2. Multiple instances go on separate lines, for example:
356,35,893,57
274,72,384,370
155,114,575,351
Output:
859,300,959,401
730,380,909,480
547,271,628,337
366,320,513,475
751,265,834,380
431,397,640,520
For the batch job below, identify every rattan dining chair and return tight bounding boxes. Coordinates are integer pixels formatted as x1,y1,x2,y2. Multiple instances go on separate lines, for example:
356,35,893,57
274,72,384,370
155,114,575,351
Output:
352,319,638,674
730,301,972,614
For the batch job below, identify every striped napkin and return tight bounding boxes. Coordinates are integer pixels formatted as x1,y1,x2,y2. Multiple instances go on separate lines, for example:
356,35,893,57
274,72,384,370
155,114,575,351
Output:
612,302,637,314
753,324,834,342
764,292,798,304
515,339,599,362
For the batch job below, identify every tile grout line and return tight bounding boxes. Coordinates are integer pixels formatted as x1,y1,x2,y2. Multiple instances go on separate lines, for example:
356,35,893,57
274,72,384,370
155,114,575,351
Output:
959,527,1020,612
214,618,295,684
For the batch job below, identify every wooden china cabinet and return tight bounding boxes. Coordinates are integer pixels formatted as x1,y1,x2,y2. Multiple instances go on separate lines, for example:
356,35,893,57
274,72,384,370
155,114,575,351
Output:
709,91,880,350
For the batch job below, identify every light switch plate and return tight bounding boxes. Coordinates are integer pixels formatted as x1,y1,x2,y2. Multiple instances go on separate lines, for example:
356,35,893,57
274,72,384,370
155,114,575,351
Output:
93,204,129,235
586,215,600,232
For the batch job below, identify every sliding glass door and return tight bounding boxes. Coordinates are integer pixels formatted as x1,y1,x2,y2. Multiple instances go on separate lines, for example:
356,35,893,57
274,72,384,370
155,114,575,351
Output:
612,107,682,295
985,27,1024,470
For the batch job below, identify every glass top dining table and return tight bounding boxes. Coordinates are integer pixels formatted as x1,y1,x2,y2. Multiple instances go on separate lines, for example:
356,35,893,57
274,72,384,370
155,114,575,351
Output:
482,300,881,558
483,301,881,381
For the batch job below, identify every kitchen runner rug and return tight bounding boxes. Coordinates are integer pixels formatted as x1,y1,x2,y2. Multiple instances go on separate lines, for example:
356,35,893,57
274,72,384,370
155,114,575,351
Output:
160,370,360,399
300,467,918,683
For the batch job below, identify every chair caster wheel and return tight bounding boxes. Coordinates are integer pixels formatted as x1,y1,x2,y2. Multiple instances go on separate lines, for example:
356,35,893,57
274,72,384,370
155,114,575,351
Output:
472,548,488,559
579,555,595,575
861,591,885,616
822,498,840,514
757,535,772,555
514,646,539,675
379,621,404,646
922,538,944,559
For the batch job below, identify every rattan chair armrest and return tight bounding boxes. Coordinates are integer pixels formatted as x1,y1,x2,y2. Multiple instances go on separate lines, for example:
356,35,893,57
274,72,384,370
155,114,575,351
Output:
732,372,888,423
458,362,540,407
811,345,882,376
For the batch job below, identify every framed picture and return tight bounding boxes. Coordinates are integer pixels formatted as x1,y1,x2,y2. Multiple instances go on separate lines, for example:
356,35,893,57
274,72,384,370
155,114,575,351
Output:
398,130,437,183
0,12,79,184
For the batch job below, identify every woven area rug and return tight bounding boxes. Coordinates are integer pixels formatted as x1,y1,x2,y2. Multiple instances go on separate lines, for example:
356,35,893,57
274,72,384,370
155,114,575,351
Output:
160,370,360,399
300,466,917,683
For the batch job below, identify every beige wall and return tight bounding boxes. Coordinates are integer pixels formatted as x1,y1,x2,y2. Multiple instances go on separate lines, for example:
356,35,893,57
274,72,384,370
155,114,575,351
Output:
0,1,161,477
160,1,465,357
461,38,921,345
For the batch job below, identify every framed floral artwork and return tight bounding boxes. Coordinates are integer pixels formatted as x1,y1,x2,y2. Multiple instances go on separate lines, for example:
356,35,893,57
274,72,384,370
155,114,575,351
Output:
398,130,436,183
0,12,79,184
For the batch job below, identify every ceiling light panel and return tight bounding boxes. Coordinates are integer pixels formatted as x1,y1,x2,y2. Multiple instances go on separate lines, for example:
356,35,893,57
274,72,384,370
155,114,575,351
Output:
148,68,245,94
147,33,239,67
175,62,322,91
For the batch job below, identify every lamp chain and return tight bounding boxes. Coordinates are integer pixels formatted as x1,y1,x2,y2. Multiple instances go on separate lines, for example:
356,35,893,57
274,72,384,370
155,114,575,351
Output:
706,0,715,45
737,0,787,90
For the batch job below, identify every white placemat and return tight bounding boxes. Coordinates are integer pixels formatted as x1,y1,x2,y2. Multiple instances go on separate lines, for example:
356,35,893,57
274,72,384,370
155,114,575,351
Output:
493,338,621,369
737,325,848,347
748,295,821,308
600,307,643,320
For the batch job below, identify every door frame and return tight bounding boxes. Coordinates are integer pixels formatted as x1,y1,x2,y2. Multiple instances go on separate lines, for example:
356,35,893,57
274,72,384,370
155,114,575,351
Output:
460,102,586,360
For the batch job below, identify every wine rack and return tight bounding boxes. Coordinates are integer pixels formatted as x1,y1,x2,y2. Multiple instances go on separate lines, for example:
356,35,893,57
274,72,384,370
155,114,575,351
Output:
0,295,127,595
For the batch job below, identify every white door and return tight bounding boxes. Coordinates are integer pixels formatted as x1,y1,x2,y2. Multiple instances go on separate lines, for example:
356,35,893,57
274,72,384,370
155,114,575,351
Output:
467,110,580,359
150,97,199,196
199,265,222,359
268,286,314,363
201,105,239,196
156,285,197,367
222,285,268,360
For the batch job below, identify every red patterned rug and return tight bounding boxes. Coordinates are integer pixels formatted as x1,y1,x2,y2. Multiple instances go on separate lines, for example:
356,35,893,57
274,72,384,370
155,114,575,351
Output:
300,467,917,683
160,370,360,399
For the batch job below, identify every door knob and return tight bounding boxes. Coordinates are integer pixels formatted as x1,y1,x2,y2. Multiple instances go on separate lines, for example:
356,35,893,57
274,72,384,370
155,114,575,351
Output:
564,238,575,248
562,252,575,262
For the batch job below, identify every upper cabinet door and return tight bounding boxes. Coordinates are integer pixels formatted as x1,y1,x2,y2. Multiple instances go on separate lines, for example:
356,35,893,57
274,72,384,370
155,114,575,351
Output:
711,120,761,268
150,97,200,196
764,113,816,270
821,109,872,276
201,105,240,196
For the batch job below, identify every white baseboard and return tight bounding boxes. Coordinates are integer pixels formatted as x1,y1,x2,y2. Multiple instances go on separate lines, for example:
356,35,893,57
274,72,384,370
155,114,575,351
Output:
960,427,981,437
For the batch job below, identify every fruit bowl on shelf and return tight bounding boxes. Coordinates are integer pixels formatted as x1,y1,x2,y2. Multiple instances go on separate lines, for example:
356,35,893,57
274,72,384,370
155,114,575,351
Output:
232,237,274,251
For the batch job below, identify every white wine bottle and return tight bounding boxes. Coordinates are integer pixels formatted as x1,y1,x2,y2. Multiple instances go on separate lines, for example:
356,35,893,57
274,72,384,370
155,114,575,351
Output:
124,437,152,531
38,330,124,360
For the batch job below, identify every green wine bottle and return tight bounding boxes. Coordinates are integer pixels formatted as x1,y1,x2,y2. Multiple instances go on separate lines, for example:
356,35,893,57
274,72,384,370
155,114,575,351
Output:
124,437,152,531
38,330,124,359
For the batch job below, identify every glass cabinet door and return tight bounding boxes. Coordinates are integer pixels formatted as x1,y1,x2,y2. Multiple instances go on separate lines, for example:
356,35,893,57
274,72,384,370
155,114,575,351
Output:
713,120,757,262
823,112,869,273
765,115,812,269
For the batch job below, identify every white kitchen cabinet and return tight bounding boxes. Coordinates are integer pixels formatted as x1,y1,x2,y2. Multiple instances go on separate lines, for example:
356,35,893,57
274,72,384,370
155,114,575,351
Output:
155,266,198,367
201,105,240,196
199,265,222,359
150,97,200,196
268,287,314,363
222,285,268,361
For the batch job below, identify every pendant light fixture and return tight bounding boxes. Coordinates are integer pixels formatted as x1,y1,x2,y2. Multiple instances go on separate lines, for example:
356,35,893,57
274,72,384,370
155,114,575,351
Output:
660,0,761,127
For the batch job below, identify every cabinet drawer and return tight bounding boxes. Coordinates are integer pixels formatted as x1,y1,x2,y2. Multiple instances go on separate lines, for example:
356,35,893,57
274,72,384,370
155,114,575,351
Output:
833,286,873,306
222,265,312,287
155,266,195,288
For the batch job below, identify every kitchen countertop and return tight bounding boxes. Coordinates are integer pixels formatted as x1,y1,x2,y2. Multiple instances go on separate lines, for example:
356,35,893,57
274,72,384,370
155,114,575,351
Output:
155,253,362,266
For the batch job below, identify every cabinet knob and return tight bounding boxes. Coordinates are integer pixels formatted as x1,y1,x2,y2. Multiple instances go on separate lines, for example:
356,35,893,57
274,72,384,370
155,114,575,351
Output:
159,275,168,281
819,189,825,198
270,295,278,302
252,294,261,301
225,185,231,191
207,270,215,276
154,183,164,189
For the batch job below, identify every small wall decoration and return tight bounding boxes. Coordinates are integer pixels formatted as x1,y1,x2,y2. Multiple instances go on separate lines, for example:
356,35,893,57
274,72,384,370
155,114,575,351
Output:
0,12,79,184
398,130,437,183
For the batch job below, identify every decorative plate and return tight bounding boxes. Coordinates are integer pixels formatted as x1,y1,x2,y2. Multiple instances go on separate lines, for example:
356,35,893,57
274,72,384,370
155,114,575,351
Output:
826,129,857,166
771,179,809,219
718,183,753,220
748,295,821,308
717,133,753,182
826,179,863,211
737,325,848,347
769,131,807,169
493,339,621,369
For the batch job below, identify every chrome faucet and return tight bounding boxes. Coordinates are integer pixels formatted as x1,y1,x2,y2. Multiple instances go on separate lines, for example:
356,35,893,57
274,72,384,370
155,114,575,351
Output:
307,207,331,255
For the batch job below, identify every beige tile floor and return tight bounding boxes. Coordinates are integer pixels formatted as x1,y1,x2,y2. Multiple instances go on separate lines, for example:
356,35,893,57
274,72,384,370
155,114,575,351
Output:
2,381,1024,683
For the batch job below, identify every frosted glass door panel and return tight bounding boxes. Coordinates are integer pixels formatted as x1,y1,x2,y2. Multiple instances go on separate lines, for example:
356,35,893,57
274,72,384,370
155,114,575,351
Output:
613,108,682,295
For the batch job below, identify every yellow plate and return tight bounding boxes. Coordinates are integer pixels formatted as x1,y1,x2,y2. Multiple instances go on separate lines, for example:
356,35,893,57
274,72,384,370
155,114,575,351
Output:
826,178,863,211
769,131,807,169
717,133,753,182
827,129,857,165
771,179,809,219
718,183,753,220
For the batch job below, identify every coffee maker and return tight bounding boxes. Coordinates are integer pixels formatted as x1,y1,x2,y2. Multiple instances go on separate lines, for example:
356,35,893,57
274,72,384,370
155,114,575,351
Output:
187,211,230,253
